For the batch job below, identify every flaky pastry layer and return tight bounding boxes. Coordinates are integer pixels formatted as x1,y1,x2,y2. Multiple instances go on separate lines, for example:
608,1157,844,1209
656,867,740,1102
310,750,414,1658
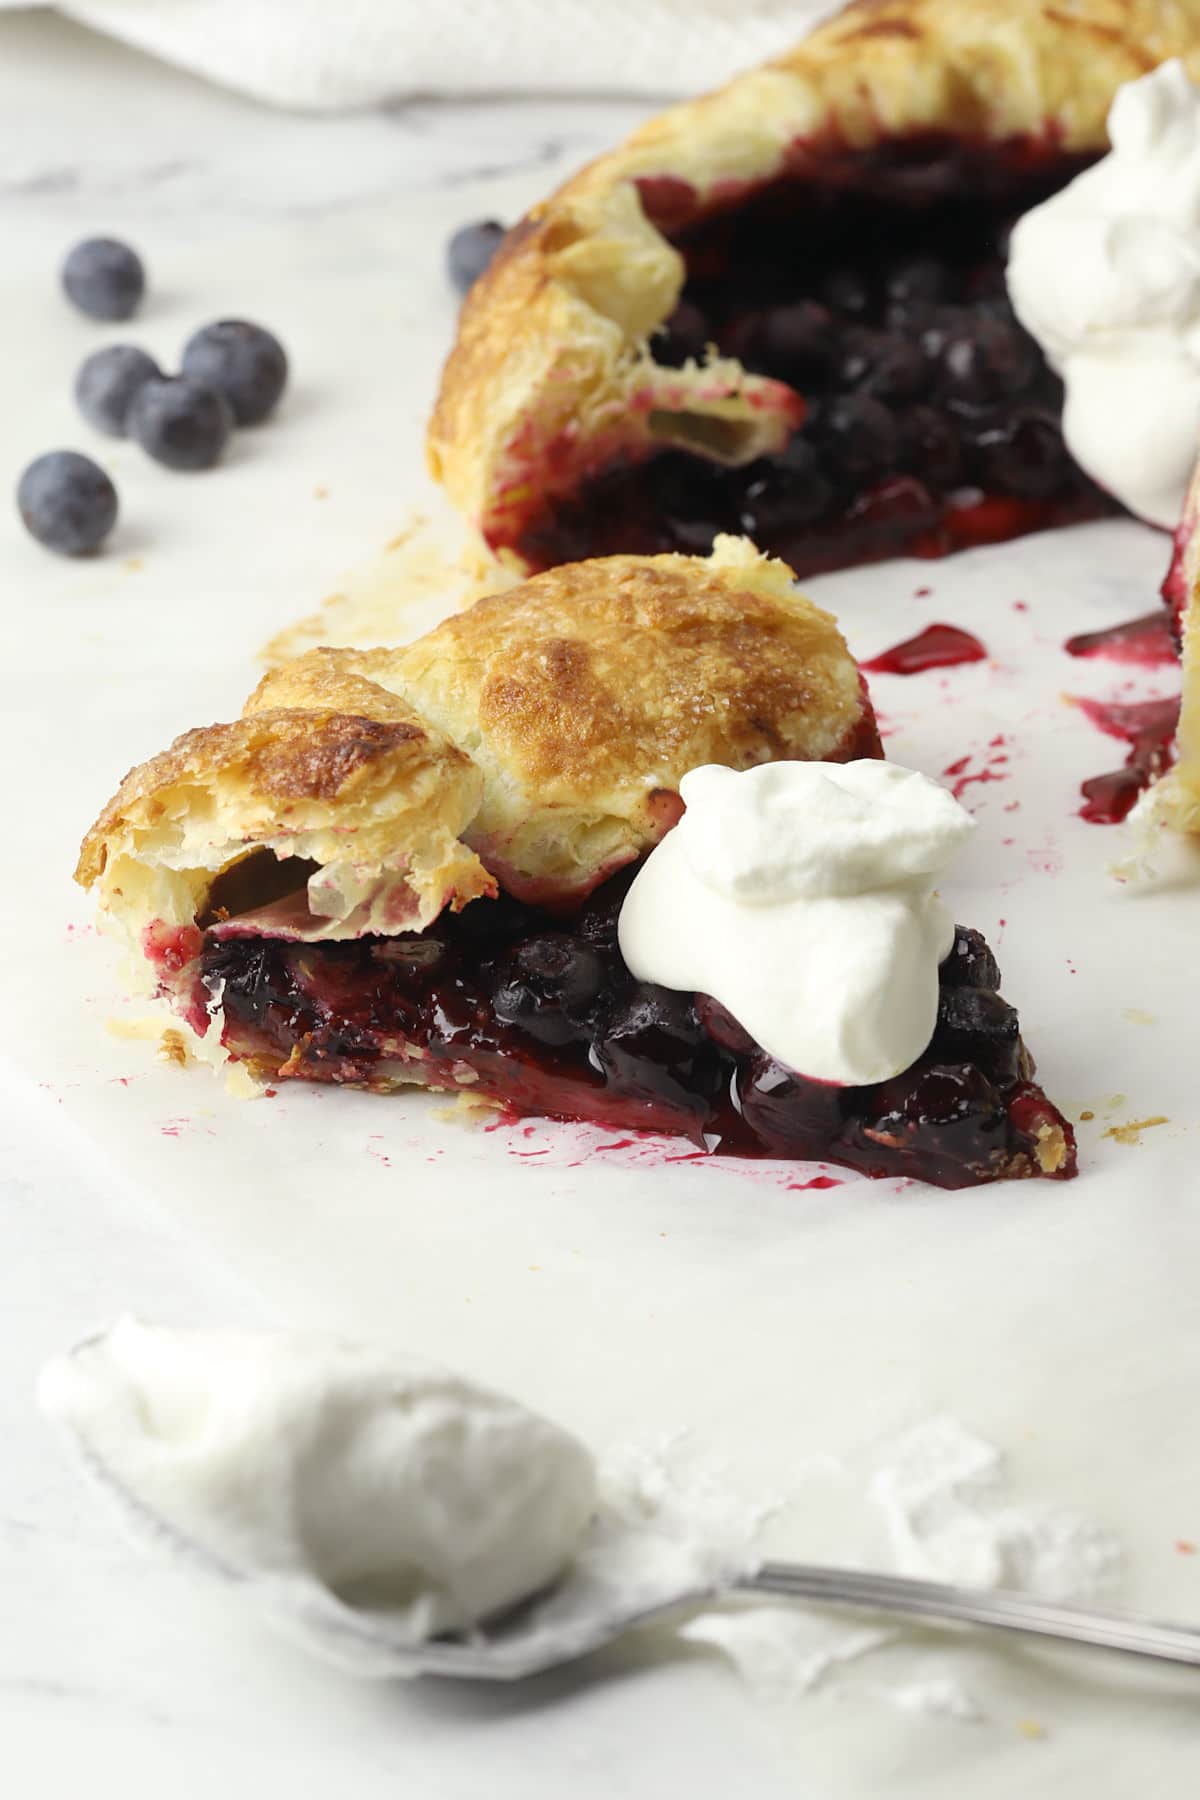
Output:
77,538,874,976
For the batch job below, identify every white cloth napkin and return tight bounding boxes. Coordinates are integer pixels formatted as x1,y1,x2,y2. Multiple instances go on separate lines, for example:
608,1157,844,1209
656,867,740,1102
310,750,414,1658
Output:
18,0,836,110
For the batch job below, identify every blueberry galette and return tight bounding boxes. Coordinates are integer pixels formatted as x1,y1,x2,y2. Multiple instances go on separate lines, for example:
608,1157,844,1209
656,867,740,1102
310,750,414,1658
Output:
428,0,1200,578
78,542,1073,1188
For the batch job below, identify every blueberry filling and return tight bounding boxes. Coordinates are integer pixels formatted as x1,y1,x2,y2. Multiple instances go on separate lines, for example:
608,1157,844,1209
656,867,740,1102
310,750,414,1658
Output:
516,141,1118,574
200,872,1074,1189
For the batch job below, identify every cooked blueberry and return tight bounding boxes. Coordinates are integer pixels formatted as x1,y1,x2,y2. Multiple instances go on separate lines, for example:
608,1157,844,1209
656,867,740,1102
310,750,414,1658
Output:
934,986,1023,1084
938,316,1038,408
969,409,1069,498
734,1054,843,1156
575,869,637,948
814,394,899,485
654,300,709,368
819,267,873,319
912,303,970,362
61,237,144,321
668,517,724,554
492,934,605,1046
939,926,1000,992
896,404,963,491
880,1062,1005,1139
17,451,117,555
451,891,537,946
738,441,832,539
74,344,161,436
837,329,926,404
594,984,720,1119
129,376,234,471
885,257,954,307
646,450,737,548
181,320,288,425
447,220,506,294
745,301,836,387
694,995,757,1056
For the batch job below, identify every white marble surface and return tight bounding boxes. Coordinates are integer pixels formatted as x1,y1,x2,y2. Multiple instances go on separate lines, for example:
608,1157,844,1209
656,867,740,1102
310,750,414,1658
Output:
0,15,675,1794
5,15,1200,1797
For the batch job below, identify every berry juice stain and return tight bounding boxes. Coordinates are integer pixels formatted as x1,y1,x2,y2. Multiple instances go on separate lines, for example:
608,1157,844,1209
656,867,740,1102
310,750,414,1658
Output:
863,622,987,675
1065,610,1176,668
1073,695,1180,823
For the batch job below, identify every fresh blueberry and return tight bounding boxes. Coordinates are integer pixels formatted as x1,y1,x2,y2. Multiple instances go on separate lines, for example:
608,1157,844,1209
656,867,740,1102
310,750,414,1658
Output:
938,316,1038,408
447,220,506,294
837,328,927,404
896,404,963,491
61,237,145,322
129,376,234,471
74,344,162,437
17,450,117,555
814,394,899,486
181,320,288,425
969,408,1069,498
653,300,709,368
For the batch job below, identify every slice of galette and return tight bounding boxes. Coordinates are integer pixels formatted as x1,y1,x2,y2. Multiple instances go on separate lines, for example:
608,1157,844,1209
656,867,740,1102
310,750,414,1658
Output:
78,539,1074,1189
428,0,1200,577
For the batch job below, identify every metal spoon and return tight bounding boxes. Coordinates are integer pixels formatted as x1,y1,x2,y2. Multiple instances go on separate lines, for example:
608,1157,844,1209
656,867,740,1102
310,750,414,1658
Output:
49,1413,1200,1681
313,1562,1200,1681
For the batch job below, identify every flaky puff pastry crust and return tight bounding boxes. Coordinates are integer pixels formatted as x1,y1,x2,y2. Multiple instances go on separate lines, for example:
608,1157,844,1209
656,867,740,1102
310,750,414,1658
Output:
428,0,1200,560
77,538,874,967
248,535,871,899
76,700,495,966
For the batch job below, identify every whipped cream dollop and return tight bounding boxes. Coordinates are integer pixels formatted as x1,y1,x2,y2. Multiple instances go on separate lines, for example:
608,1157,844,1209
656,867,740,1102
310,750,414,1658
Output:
1007,59,1200,528
39,1318,597,1647
618,760,974,1086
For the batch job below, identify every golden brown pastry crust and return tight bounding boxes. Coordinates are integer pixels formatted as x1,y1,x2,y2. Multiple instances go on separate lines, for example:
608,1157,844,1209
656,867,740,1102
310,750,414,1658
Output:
428,0,1200,558
248,537,870,898
77,700,494,959
78,539,873,951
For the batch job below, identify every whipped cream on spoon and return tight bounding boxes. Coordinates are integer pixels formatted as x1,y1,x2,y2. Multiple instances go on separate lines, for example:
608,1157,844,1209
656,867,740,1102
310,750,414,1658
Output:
40,1320,1200,1680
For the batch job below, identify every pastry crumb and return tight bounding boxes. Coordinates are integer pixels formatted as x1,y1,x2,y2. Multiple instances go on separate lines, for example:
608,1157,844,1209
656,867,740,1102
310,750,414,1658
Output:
431,1091,502,1129
1079,1109,1095,1121
1016,1719,1046,1741
105,1013,169,1041
224,1062,265,1099
1121,1008,1157,1026
260,511,520,665
1103,1115,1169,1145
156,1028,190,1068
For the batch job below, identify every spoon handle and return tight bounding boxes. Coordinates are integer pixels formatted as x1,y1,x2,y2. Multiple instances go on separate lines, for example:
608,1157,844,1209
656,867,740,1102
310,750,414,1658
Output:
736,1563,1200,1667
